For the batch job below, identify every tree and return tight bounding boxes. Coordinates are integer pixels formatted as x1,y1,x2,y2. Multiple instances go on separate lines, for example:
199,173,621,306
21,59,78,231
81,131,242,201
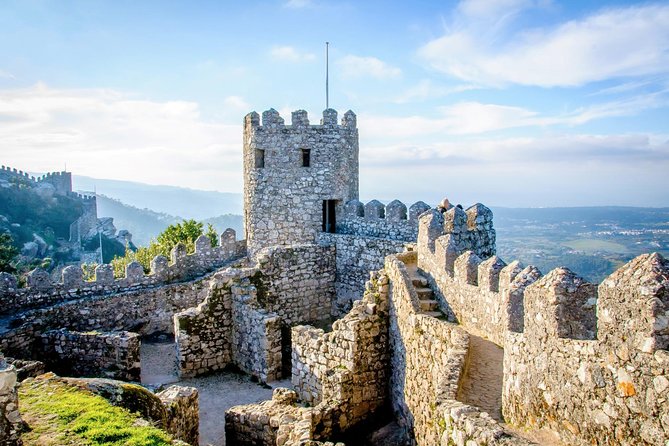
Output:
0,232,18,273
111,219,218,278
157,219,204,255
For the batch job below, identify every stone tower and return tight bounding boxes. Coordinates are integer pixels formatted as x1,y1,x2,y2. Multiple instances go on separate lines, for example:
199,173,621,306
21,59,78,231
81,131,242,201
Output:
243,108,359,254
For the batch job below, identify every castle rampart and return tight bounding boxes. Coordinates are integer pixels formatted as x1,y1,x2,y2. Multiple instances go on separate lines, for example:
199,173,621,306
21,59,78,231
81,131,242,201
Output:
503,253,669,446
0,229,245,315
410,205,669,445
0,165,72,195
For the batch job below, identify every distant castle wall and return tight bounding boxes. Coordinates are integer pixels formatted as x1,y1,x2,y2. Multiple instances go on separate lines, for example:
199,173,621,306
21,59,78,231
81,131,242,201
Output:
0,166,72,195
243,109,359,254
0,229,245,315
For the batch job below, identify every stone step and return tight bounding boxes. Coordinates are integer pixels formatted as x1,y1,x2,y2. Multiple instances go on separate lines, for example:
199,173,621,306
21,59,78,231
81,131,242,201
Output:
422,310,444,318
415,287,434,299
419,299,439,312
411,276,427,287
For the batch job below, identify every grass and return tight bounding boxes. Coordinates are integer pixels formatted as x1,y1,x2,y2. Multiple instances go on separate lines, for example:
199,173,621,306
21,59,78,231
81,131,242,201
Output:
563,238,629,254
19,376,175,446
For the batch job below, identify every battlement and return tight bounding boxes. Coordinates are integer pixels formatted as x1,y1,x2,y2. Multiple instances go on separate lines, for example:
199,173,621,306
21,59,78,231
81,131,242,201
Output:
417,202,496,261
244,108,357,131
0,229,246,315
0,165,73,195
334,199,430,242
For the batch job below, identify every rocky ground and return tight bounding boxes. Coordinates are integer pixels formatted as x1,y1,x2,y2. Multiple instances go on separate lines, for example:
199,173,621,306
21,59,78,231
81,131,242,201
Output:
140,339,289,446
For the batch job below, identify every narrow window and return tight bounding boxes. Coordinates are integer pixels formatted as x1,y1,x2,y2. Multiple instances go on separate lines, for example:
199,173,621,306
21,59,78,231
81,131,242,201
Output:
255,149,265,168
301,149,311,167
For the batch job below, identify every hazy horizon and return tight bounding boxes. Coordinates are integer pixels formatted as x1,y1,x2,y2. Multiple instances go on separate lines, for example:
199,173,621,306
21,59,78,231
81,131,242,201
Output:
1,0,668,207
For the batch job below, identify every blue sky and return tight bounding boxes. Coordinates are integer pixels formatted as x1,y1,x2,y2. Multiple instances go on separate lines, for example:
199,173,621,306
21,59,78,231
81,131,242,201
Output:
0,0,667,207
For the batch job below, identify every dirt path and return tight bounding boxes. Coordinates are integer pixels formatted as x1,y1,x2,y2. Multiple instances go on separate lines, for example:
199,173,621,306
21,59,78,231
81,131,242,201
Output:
141,340,289,446
457,334,504,421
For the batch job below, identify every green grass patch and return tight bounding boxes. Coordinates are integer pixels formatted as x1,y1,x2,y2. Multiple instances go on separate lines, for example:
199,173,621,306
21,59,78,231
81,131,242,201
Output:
563,238,629,254
19,376,174,446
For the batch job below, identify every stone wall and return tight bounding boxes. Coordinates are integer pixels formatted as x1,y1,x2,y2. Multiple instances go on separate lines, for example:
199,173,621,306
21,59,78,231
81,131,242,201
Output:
416,207,527,346
336,198,430,241
1,274,210,360
230,282,283,382
0,165,71,195
40,329,140,381
225,388,316,446
503,253,669,446
291,269,389,420
318,232,407,315
243,109,359,254
0,354,22,446
175,244,336,381
386,251,533,446
0,229,244,315
158,385,200,446
225,271,390,445
254,244,336,324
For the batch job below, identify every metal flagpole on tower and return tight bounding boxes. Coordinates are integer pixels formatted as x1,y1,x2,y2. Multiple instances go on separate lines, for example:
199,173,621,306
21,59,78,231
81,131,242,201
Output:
326,41,329,109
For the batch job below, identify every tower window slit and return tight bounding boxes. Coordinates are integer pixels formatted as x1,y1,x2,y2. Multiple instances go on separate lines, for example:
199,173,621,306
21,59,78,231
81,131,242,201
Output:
301,149,311,167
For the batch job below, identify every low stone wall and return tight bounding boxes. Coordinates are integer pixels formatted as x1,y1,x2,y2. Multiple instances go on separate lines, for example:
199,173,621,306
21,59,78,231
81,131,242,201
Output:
291,270,389,422
0,229,245,315
1,274,210,360
226,388,322,446
503,254,669,446
0,355,22,446
386,252,469,445
158,385,199,446
40,329,140,381
318,232,407,315
231,283,283,382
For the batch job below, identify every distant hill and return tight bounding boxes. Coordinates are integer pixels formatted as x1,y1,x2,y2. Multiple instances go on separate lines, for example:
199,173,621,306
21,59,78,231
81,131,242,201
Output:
73,175,243,219
95,195,180,246
95,194,243,246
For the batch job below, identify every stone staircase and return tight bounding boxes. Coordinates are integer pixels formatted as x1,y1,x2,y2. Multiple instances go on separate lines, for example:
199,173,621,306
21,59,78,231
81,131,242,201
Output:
408,270,446,319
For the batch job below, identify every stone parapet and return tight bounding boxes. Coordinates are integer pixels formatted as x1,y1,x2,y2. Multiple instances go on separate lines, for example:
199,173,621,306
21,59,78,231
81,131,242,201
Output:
0,229,245,315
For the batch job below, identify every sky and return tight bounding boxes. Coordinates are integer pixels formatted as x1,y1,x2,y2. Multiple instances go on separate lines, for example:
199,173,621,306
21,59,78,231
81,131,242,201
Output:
0,0,668,207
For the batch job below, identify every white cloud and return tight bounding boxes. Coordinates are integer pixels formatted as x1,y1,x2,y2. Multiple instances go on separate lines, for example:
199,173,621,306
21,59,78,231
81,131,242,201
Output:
361,133,669,166
270,46,316,62
419,3,669,87
284,0,312,9
364,91,669,139
338,55,402,80
394,79,479,103
0,69,15,80
0,84,242,191
223,95,250,112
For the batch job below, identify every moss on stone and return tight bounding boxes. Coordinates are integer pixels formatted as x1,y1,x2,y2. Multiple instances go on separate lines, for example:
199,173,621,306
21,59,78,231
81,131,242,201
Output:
249,270,270,306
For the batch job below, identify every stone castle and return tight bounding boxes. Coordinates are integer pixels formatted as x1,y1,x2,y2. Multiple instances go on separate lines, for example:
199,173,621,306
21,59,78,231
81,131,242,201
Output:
0,109,668,446
0,166,132,263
